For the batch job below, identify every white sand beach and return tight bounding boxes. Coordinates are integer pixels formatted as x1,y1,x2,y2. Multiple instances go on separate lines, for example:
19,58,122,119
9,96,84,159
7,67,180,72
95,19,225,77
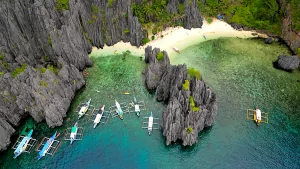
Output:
90,19,266,58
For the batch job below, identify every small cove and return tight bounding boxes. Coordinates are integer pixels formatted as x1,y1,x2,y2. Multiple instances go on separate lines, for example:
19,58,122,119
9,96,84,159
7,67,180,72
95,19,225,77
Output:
1,37,300,169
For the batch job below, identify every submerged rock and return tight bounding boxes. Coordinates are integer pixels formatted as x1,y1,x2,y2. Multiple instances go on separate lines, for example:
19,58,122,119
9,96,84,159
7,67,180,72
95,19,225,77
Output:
276,55,300,70
265,37,273,44
144,46,217,146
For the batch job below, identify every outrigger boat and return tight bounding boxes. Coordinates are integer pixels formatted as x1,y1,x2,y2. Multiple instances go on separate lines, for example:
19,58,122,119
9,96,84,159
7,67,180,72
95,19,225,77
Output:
70,123,78,144
37,131,60,160
115,99,123,120
246,107,269,126
93,105,105,128
13,129,37,159
78,99,92,119
133,96,140,117
64,122,84,144
142,112,159,135
129,96,146,117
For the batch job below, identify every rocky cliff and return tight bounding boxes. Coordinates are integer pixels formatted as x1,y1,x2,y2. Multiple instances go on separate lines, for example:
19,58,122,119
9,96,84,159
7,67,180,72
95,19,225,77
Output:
144,46,217,146
278,0,300,54
0,0,203,151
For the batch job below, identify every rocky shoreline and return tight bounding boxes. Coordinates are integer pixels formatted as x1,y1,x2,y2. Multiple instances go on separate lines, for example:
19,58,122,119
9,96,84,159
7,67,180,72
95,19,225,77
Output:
0,0,299,151
0,0,202,151
144,46,217,146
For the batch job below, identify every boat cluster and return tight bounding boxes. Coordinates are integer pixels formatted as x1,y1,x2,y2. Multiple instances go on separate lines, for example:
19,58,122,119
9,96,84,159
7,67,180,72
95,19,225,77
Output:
12,96,159,160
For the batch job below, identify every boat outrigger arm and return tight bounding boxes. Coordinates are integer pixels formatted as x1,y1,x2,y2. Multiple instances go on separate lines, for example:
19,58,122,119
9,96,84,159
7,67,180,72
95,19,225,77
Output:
142,112,159,135
37,131,61,160
12,129,37,159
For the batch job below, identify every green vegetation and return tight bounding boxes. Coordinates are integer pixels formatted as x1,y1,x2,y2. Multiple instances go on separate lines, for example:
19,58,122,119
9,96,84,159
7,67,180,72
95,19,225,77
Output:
189,96,200,112
124,28,130,34
0,72,3,76
73,80,76,84
88,5,99,25
12,64,27,78
188,67,201,80
42,56,49,62
35,65,59,75
183,80,189,90
130,0,300,35
35,67,47,73
151,35,155,40
47,35,52,45
54,79,59,84
56,0,69,12
142,38,150,45
197,0,289,34
0,54,3,60
297,48,300,57
39,80,48,87
2,61,8,69
108,0,115,8
207,18,213,24
290,0,300,31
92,4,99,13
47,65,59,75
131,0,185,28
178,3,185,14
186,126,193,134
156,51,164,61
88,19,94,25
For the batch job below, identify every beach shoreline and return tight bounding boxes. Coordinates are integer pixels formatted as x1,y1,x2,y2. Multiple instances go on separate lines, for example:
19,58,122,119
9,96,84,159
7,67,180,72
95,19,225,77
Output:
90,19,267,59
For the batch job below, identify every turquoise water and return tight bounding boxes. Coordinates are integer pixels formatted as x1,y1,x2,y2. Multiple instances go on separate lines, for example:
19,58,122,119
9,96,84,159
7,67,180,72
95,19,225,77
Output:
1,38,300,169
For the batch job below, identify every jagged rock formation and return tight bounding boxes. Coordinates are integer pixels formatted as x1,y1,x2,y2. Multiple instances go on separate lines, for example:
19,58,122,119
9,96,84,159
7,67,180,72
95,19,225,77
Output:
144,46,217,146
0,0,203,151
0,118,15,151
278,0,300,53
276,55,300,70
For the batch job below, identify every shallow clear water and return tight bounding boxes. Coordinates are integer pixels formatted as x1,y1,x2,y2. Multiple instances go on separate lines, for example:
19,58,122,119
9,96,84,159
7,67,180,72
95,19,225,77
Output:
1,38,300,169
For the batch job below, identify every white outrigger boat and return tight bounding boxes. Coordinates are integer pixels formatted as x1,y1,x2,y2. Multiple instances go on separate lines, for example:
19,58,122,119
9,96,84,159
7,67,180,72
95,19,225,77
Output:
12,129,37,159
93,105,105,128
246,107,269,125
129,96,146,117
64,122,84,144
115,99,124,120
37,131,61,160
133,97,140,116
142,112,159,135
78,99,92,119
70,123,78,144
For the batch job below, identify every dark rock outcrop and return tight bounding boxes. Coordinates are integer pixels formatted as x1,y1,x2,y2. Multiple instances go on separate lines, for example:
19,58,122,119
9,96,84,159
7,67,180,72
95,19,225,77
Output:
276,55,300,70
144,46,217,146
265,37,274,44
0,118,15,151
0,0,204,151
